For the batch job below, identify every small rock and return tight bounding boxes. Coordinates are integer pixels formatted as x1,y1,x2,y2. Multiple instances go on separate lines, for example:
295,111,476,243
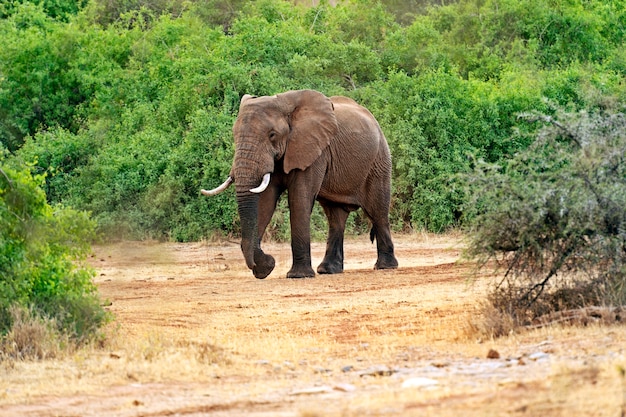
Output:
431,361,449,368
487,349,500,359
341,365,354,373
256,360,271,366
402,377,439,389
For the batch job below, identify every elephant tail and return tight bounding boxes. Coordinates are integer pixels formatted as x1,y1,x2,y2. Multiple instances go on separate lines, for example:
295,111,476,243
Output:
370,225,376,243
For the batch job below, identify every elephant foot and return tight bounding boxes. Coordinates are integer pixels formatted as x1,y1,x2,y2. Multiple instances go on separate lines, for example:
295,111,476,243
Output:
317,261,343,274
374,254,399,270
253,253,275,279
287,265,315,279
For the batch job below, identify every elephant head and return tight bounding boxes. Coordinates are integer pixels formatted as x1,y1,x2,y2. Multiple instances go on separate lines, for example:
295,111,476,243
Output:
202,90,338,278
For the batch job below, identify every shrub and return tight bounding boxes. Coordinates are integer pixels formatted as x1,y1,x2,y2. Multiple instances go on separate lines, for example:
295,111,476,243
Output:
17,128,97,203
0,156,109,347
464,108,626,330
0,0,88,21
357,67,544,232
158,108,237,241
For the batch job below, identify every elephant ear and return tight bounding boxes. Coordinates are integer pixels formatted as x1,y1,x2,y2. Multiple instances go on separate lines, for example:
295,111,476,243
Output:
279,90,338,174
239,94,255,110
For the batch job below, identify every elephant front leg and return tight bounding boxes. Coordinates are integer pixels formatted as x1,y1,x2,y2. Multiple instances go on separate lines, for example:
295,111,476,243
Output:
288,238,315,278
252,247,275,279
253,185,282,279
287,193,316,278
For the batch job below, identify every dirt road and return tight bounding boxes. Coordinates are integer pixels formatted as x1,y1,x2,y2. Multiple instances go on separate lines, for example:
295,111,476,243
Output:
1,234,625,416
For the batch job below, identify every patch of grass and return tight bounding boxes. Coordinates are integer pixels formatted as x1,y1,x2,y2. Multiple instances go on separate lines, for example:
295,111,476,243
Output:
465,300,517,339
0,305,66,361
177,340,231,366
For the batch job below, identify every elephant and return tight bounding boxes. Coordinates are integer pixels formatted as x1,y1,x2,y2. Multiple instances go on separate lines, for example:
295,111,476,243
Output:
202,89,398,279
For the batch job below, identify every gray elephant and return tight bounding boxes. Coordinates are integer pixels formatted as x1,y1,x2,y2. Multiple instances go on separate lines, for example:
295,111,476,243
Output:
203,89,398,279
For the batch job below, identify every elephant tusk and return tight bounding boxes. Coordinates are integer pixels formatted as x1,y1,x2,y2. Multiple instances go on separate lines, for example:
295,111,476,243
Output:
201,177,233,196
249,173,271,193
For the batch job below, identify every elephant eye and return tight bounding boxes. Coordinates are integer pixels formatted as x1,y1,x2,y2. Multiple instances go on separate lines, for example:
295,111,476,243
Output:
269,131,277,140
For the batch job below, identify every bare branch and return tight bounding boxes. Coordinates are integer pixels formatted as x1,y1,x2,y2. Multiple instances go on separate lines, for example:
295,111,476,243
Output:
0,167,14,189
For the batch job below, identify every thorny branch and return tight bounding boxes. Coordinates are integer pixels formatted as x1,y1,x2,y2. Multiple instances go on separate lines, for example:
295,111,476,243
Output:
521,239,578,308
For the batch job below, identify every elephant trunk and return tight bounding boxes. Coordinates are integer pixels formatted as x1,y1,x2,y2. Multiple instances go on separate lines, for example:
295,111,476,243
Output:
236,191,259,271
232,136,276,278
234,143,263,271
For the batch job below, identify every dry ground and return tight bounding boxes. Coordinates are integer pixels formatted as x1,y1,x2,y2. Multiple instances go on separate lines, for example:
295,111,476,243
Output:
1,233,625,416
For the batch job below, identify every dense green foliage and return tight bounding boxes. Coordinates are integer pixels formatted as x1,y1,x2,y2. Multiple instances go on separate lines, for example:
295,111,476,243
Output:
464,109,626,326
0,155,109,342
1,0,625,240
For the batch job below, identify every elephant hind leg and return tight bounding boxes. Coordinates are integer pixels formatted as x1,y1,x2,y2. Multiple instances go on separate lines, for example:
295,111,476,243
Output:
372,219,398,269
361,206,398,270
368,223,397,269
360,167,398,270
317,201,351,274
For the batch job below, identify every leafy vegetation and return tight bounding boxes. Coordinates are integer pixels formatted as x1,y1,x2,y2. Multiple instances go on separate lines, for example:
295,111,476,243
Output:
0,155,109,350
4,0,624,240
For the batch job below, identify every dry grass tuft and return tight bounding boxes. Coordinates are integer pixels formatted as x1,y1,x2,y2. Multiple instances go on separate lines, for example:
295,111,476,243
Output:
0,305,67,362
464,300,517,339
176,340,231,365
466,280,626,339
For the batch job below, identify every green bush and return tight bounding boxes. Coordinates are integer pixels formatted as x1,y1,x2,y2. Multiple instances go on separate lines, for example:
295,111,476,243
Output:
0,0,88,21
357,67,545,231
158,108,237,241
18,128,97,203
3,0,626,239
0,155,108,343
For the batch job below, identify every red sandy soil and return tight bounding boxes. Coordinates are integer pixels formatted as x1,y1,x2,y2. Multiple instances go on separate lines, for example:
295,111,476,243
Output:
1,234,625,416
